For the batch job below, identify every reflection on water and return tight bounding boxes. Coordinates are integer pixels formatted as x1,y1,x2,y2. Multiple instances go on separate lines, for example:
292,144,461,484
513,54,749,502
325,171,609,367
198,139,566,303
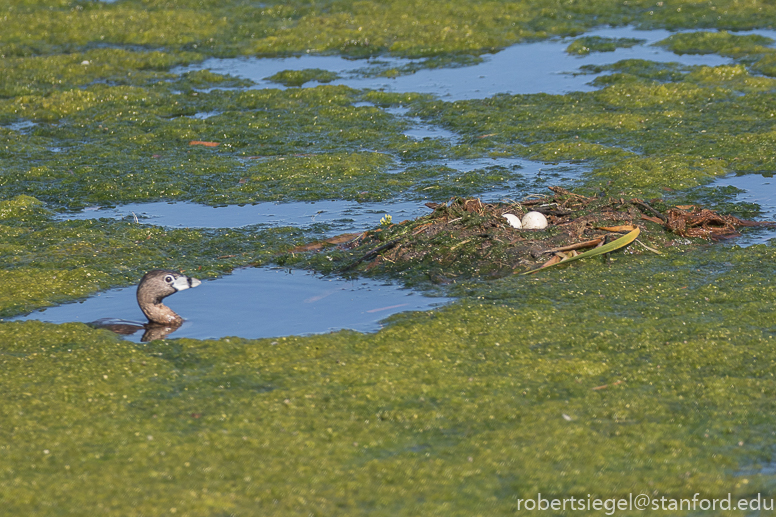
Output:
7,267,450,342
173,27,737,101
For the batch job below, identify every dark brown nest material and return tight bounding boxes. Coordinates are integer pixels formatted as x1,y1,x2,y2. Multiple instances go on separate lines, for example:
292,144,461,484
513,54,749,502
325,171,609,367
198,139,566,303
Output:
665,206,769,239
290,187,774,278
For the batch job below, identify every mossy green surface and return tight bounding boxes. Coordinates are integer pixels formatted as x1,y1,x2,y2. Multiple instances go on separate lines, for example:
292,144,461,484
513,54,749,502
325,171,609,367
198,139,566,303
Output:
656,30,776,77
3,245,776,515
412,62,776,198
0,195,307,317
266,68,340,87
567,36,645,55
1,82,455,206
3,0,776,61
358,53,486,79
2,0,776,514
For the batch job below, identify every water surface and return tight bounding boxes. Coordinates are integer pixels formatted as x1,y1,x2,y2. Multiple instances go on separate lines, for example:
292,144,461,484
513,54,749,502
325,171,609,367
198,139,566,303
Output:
57,158,585,232
8,267,450,342
173,27,735,101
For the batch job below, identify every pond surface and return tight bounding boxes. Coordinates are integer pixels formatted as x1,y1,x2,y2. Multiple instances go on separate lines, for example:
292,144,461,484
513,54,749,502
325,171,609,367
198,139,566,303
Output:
31,25,776,345
8,267,450,342
173,26,736,100
7,9,776,511
57,157,585,233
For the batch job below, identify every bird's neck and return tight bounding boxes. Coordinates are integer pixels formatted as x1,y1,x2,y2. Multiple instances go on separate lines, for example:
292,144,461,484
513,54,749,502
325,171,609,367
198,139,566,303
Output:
139,298,183,325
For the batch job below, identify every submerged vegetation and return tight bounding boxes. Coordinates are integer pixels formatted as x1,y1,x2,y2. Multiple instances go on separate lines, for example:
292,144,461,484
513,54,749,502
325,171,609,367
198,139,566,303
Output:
1,0,776,514
566,35,646,55
265,68,341,87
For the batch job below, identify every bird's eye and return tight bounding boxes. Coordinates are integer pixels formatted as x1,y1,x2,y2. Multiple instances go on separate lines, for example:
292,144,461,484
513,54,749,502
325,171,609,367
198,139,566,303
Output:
164,275,174,283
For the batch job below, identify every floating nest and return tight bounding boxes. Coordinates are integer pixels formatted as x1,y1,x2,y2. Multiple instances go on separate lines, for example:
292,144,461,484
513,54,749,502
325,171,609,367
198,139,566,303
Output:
293,187,772,281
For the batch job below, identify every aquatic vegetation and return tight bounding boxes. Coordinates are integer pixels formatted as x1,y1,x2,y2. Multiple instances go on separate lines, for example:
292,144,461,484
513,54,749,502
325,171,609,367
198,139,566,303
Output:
356,53,485,79
657,30,776,78
0,195,308,316
566,36,645,55
2,242,776,514
582,59,690,85
3,0,776,61
2,18,774,210
266,68,341,87
0,49,203,98
231,152,401,202
0,84,442,206
3,0,776,513
657,30,774,59
176,69,254,89
413,58,776,197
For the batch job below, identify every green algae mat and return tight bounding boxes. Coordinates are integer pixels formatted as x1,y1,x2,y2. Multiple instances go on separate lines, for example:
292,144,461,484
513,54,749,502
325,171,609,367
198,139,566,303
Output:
2,0,776,515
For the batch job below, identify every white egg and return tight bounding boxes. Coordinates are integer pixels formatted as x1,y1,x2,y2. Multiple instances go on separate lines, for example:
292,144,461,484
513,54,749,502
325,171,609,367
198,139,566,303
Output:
521,211,548,230
502,213,522,229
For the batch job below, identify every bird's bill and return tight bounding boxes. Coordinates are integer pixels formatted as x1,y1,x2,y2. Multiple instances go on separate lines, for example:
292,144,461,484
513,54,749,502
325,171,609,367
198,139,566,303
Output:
172,275,201,291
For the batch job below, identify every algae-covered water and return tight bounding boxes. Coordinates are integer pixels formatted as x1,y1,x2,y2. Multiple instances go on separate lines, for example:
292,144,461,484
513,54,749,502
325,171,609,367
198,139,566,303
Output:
2,0,776,515
8,267,452,341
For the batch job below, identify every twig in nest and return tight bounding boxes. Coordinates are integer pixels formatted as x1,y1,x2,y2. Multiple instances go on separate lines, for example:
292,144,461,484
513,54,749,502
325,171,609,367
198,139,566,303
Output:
641,215,665,225
549,186,591,200
530,207,573,217
632,199,667,222
543,238,604,254
339,239,402,271
412,222,434,235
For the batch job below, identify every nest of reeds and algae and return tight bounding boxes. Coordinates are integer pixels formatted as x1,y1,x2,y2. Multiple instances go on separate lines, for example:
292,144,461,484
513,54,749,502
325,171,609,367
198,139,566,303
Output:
303,187,770,283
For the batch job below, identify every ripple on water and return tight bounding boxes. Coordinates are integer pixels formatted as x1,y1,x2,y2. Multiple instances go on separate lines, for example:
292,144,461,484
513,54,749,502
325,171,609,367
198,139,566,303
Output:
7,267,451,342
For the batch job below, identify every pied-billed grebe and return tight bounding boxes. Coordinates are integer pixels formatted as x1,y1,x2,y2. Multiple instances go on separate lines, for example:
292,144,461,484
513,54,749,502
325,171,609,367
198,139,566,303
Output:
91,269,201,341
137,269,201,325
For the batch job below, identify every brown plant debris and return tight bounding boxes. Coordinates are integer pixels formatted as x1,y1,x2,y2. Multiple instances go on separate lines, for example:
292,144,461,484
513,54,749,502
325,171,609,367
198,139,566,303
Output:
664,206,764,239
